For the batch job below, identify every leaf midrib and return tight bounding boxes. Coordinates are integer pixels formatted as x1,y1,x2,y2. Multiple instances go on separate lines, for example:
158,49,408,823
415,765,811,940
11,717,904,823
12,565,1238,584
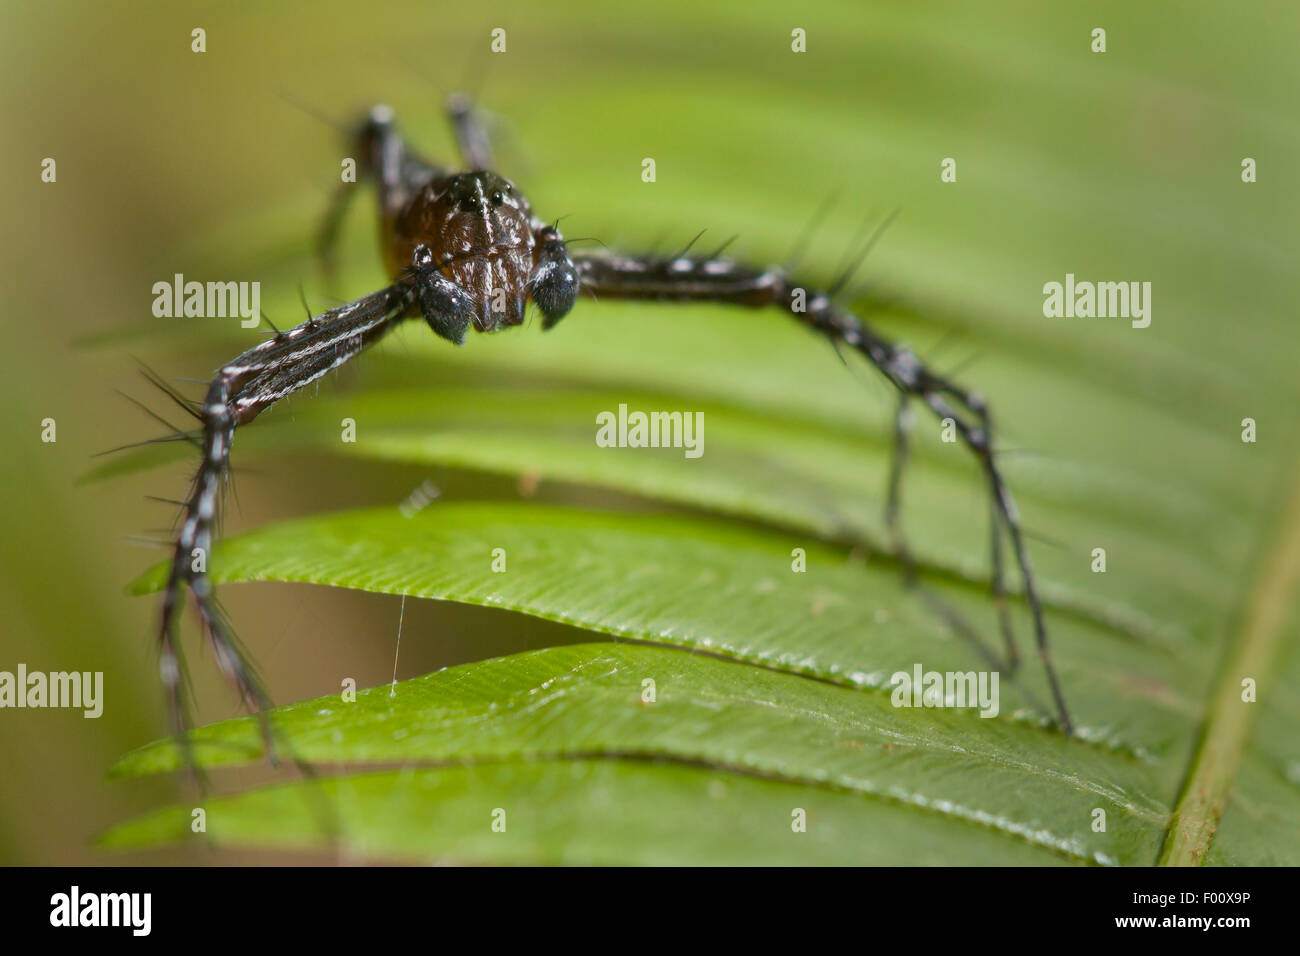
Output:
1159,463,1300,865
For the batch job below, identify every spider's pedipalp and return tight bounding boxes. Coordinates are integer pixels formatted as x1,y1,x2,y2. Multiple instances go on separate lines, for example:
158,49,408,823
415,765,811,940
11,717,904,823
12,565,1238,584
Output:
531,224,579,329
409,243,477,344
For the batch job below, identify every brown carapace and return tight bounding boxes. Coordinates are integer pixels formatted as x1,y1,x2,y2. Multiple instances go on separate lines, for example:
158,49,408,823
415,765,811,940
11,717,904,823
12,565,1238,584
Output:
384,170,535,330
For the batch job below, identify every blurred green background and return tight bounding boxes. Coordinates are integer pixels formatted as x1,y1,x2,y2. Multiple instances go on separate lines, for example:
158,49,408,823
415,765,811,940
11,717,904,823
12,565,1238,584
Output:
1,0,1297,864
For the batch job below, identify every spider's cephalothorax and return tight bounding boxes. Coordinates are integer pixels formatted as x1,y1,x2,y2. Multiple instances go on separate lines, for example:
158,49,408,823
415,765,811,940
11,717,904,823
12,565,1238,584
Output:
152,96,1072,775
387,170,536,333
353,103,578,341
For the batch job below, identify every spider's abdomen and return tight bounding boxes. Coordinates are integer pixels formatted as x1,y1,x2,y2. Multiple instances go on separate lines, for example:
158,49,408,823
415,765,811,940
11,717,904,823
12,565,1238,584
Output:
386,171,536,332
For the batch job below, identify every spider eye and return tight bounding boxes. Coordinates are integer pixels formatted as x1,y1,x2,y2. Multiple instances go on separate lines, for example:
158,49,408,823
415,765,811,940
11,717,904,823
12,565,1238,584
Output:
490,190,504,205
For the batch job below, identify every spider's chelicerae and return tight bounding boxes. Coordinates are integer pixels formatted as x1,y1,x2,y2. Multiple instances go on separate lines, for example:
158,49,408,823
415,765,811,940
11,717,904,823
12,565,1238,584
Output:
155,96,1073,766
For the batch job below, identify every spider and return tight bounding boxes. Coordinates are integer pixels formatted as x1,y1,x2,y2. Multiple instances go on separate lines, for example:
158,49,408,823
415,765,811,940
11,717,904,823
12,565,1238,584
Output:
154,96,1073,767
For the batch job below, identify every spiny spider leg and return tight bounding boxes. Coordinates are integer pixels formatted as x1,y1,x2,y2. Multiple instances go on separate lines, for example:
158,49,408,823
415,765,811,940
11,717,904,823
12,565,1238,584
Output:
446,93,496,171
570,250,1073,734
883,396,997,666
317,104,447,276
158,278,435,768
892,381,1016,672
886,395,915,578
983,406,1019,672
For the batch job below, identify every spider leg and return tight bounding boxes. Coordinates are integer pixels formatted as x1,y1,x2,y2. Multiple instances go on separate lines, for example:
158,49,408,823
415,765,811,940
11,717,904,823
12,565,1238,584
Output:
158,281,420,776
316,183,358,280
885,395,999,664
571,250,1073,734
886,395,915,579
892,379,1017,673
979,403,1019,673
317,106,447,277
445,92,495,171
